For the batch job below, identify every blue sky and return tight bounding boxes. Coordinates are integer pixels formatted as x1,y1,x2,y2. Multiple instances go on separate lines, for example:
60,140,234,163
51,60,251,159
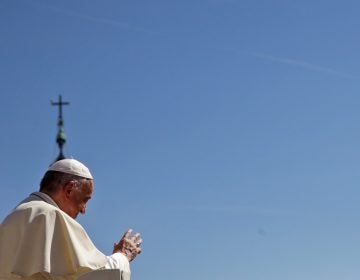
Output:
2,0,360,279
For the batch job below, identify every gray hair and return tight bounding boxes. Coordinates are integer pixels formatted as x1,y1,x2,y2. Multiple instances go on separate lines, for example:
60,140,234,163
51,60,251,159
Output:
39,171,90,193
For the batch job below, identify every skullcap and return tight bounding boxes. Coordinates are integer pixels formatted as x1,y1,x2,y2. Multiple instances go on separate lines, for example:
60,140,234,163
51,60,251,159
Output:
48,159,93,179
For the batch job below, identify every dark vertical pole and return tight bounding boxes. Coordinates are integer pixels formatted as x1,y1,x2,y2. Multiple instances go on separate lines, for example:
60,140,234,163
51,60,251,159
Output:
51,95,70,162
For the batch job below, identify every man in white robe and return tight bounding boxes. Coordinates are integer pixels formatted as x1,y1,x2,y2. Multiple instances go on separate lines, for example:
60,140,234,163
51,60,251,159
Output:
0,159,142,280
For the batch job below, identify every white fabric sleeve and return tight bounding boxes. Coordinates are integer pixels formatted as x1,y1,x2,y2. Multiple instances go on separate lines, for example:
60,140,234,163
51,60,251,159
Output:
104,252,131,272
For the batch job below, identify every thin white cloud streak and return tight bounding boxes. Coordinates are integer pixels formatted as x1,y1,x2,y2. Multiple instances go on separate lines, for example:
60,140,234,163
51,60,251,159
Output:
55,9,161,36
249,51,359,80
27,0,160,36
25,0,359,80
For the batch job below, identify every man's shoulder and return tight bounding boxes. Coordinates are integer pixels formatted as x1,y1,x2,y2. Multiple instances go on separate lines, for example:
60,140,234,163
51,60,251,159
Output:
16,200,59,215
2,200,64,227
1,199,85,239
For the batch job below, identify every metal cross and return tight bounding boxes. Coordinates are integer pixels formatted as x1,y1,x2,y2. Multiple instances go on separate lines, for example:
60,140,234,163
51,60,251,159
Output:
51,95,70,119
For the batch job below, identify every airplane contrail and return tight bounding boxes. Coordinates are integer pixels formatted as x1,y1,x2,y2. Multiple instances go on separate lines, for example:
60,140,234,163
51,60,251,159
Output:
26,0,160,35
249,51,359,80
26,0,358,80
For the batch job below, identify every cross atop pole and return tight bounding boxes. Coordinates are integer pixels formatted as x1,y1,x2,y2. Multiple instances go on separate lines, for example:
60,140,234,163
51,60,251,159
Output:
51,95,70,119
51,95,70,162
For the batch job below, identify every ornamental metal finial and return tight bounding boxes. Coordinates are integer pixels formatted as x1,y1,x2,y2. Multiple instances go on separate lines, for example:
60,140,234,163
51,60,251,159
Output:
51,95,70,162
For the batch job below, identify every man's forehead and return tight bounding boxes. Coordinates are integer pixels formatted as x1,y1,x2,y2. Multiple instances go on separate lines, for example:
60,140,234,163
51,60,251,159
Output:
82,180,94,194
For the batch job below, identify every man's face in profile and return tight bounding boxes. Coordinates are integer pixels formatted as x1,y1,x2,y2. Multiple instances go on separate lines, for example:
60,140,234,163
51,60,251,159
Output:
62,180,93,219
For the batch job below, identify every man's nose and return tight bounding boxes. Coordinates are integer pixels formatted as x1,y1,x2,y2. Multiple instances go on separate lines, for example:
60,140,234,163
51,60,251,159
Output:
80,205,86,214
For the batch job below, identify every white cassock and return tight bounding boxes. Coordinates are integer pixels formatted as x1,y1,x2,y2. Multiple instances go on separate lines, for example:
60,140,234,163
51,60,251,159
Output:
0,192,130,280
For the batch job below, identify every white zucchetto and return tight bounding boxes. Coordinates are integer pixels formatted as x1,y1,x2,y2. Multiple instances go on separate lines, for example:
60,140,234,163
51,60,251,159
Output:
48,158,93,179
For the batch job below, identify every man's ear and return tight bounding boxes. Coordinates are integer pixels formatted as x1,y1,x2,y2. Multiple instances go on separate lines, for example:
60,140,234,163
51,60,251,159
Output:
63,181,75,199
